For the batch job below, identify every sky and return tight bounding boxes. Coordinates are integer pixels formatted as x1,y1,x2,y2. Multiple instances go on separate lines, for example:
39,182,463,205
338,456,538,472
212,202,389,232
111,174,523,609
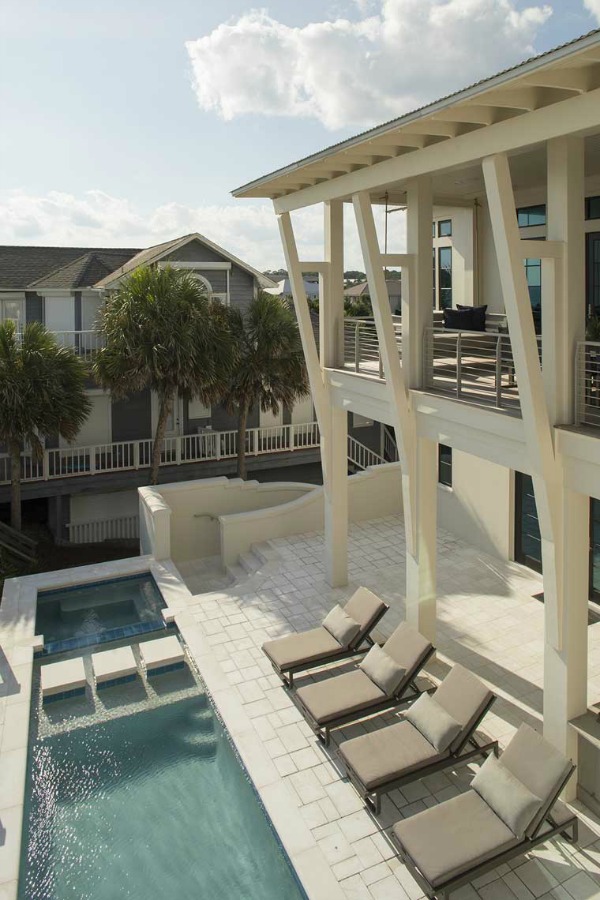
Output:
0,0,599,271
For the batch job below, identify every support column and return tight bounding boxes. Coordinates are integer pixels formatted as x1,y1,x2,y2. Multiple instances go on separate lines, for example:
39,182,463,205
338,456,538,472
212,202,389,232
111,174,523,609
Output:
403,178,437,644
543,486,589,795
405,435,437,641
322,200,348,587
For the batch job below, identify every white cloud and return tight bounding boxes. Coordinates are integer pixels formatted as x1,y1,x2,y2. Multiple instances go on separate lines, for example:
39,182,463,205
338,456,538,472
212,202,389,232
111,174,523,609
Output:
0,189,396,272
584,0,600,21
186,0,552,130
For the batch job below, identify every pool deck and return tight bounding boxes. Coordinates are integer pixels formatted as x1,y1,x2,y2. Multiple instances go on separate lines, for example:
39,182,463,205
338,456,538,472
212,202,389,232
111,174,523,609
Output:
4,520,600,899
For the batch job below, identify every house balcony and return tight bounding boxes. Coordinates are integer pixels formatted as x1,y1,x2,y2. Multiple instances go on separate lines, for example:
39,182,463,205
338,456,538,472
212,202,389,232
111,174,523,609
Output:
343,316,401,377
575,341,600,431
18,329,105,360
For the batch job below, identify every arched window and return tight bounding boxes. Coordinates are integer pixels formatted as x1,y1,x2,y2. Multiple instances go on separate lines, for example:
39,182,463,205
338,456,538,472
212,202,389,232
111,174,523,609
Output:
192,273,213,294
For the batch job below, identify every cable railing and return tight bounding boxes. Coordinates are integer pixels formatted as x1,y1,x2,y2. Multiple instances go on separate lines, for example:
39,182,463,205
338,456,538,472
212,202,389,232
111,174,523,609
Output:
0,422,322,486
423,328,542,412
343,317,401,378
575,341,600,428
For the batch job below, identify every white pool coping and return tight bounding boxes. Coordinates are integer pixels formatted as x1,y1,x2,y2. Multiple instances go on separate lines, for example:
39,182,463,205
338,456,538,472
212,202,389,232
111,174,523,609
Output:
0,553,343,900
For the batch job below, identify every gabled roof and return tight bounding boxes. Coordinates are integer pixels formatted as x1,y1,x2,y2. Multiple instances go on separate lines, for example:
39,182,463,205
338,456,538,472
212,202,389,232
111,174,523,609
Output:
27,249,140,290
93,233,277,290
232,28,600,200
0,245,139,290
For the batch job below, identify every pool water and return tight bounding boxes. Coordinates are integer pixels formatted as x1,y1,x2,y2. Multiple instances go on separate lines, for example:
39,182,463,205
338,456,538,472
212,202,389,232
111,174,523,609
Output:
19,680,305,900
36,574,166,654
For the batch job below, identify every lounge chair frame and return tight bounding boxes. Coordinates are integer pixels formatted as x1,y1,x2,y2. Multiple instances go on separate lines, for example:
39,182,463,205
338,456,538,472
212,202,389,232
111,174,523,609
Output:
343,694,499,814
391,764,578,900
270,601,389,689
294,643,436,746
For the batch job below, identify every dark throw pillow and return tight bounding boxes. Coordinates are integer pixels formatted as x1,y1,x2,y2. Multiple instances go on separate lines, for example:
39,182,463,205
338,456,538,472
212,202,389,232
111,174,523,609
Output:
443,307,474,330
457,304,487,331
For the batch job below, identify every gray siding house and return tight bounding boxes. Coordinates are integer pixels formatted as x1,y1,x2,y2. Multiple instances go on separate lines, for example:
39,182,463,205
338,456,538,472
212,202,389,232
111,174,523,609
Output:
0,234,320,542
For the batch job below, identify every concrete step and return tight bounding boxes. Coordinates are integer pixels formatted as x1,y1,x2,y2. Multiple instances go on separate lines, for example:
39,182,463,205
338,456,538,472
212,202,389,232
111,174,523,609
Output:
238,551,261,575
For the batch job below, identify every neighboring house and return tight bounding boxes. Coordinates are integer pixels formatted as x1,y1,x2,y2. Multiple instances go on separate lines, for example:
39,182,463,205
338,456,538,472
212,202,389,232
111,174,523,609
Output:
265,276,320,300
344,278,401,313
233,29,600,808
0,233,320,541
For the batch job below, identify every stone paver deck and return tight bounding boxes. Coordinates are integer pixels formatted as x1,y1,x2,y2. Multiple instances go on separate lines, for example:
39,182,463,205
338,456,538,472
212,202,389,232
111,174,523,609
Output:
176,515,600,900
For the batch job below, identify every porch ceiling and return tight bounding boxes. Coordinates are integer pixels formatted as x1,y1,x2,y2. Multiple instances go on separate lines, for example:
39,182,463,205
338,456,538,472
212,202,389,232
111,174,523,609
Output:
232,30,600,208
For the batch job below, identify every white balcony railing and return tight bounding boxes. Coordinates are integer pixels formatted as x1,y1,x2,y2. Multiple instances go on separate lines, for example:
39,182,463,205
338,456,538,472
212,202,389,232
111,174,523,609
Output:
343,317,401,377
575,341,600,428
0,422,321,486
423,328,542,412
347,436,385,470
17,329,105,360
66,515,140,544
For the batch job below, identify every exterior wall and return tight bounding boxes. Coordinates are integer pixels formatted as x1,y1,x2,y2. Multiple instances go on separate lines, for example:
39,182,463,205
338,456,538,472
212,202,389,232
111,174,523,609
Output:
69,488,139,524
111,389,152,442
211,402,259,431
433,206,475,308
165,239,225,265
229,264,255,310
61,391,112,448
437,449,513,559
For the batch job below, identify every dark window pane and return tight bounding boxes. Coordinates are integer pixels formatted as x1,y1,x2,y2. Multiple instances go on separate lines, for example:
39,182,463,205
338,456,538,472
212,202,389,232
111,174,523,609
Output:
438,247,452,309
517,204,546,227
515,472,542,571
438,445,452,487
586,197,600,220
438,219,452,237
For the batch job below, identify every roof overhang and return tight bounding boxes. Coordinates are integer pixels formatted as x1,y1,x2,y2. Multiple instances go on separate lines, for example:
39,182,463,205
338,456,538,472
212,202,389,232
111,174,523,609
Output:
232,29,600,212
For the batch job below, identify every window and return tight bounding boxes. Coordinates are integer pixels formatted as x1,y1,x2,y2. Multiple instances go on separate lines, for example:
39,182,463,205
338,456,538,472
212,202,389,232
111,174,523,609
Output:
438,247,452,309
437,219,452,238
438,445,452,487
586,196,600,221
353,414,374,428
516,204,546,227
0,296,24,328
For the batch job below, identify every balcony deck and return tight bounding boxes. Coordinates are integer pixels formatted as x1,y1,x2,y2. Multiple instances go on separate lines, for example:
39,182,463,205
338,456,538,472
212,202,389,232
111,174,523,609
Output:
175,514,600,900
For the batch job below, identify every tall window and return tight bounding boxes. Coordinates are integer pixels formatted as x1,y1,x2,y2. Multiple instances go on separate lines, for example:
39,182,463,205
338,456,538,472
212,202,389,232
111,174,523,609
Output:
438,247,453,309
438,444,452,487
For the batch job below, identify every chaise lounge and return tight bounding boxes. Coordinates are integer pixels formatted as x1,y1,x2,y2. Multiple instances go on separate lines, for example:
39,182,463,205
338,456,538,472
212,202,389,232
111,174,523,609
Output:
293,621,435,744
391,722,578,900
339,663,498,813
262,587,388,688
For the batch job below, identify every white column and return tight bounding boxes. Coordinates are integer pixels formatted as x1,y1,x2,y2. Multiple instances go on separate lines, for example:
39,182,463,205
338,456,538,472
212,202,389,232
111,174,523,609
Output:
405,434,437,642
322,200,348,587
543,137,588,785
403,178,437,643
543,486,589,794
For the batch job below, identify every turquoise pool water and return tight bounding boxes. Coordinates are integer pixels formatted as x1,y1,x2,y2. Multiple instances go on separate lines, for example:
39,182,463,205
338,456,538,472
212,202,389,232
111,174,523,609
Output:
20,674,305,899
36,574,166,655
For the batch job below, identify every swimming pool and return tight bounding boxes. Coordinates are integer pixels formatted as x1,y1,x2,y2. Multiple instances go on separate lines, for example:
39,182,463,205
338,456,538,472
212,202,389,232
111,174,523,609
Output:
36,574,167,655
19,658,305,900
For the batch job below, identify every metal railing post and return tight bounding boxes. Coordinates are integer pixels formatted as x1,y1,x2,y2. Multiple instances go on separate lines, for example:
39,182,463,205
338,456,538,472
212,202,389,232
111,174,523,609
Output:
354,322,361,373
495,334,503,408
456,333,462,398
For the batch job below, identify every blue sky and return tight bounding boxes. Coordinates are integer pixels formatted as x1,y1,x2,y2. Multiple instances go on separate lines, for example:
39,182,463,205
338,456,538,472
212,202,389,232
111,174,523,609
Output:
0,0,598,269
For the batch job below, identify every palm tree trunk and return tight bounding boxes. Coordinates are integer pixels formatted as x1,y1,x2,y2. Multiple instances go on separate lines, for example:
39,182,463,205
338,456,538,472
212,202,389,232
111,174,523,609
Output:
236,404,248,480
10,441,22,531
151,394,173,486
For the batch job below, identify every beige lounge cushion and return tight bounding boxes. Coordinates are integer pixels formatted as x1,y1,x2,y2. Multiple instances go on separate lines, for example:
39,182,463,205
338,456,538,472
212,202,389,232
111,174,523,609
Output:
344,587,386,634
339,720,443,790
322,605,361,648
382,622,432,675
263,627,341,670
433,664,494,752
296,670,385,724
405,693,462,752
472,754,542,838
359,645,406,697
392,790,518,888
498,723,573,836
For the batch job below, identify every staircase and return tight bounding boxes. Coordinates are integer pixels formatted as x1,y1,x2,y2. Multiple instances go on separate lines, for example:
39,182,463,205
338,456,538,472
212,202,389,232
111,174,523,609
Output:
0,520,37,563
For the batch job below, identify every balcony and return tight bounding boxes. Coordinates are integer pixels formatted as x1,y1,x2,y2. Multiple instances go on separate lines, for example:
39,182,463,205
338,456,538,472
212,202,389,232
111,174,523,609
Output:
0,422,321,486
17,329,105,360
343,316,401,376
576,341,600,429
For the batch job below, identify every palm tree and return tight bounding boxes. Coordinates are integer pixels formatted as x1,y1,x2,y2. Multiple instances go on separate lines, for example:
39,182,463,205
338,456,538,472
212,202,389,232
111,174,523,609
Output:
93,265,236,485
0,321,91,530
222,293,309,480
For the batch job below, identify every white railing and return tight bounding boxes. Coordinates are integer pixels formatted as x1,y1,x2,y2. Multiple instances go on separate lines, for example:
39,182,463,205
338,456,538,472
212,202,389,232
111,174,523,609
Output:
575,341,600,428
0,422,322,486
17,329,104,360
66,515,139,544
343,316,402,378
423,328,542,412
347,436,385,470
